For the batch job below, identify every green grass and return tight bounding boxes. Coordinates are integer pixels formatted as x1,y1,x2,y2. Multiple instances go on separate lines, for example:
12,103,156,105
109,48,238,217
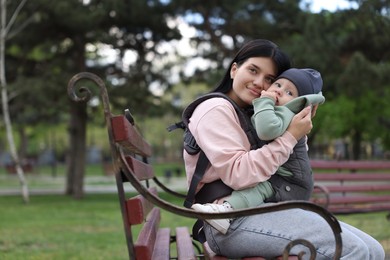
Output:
0,194,127,260
0,164,104,177
0,162,185,190
0,193,389,259
0,162,185,177
337,213,390,252
0,193,195,260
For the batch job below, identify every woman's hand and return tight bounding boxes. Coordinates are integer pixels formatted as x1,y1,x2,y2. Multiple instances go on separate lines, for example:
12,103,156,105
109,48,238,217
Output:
311,104,319,118
287,106,313,141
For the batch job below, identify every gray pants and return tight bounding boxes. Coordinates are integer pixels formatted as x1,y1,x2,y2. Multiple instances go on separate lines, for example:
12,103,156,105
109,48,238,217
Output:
204,208,385,259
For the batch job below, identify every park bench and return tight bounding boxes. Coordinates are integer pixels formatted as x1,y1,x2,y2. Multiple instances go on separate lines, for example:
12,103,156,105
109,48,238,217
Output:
311,160,390,217
67,72,343,260
5,160,34,174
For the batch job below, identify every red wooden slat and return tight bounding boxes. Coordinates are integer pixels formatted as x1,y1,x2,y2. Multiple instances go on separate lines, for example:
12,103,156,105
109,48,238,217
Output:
328,204,390,214
126,188,157,225
314,173,390,181
176,227,196,260
135,208,161,260
329,195,390,204
313,184,390,193
311,160,390,170
111,115,152,157
124,156,154,181
151,228,171,260
313,195,390,205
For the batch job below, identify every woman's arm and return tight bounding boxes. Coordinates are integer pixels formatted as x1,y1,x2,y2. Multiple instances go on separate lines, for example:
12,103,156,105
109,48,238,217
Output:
189,98,300,190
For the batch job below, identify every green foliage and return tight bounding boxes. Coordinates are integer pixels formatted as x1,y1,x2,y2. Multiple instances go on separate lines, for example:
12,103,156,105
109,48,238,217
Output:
315,95,355,138
1,0,390,161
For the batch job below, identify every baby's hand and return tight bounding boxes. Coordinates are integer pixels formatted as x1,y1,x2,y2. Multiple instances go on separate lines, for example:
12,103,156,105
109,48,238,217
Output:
261,90,277,102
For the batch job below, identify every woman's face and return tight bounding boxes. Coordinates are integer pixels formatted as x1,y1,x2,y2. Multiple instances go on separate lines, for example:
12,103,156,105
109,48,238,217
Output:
228,57,277,107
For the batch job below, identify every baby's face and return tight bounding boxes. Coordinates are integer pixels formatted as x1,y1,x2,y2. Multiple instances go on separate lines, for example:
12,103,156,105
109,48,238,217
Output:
267,78,299,105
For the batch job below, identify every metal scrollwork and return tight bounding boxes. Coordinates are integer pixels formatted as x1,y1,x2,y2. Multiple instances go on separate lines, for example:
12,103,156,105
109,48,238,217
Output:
67,72,116,155
282,238,317,260
67,72,111,119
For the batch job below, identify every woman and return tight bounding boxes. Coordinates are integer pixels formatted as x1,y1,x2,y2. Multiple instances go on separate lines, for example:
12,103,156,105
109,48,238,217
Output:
184,39,385,259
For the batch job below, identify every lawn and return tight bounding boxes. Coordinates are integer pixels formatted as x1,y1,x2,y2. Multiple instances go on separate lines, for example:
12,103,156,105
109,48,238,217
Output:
0,163,185,191
1,193,389,260
0,193,195,260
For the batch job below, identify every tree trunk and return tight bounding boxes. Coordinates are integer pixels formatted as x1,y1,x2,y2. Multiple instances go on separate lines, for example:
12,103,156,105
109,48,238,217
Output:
352,130,362,160
0,0,29,203
65,35,87,199
18,125,28,159
66,101,87,199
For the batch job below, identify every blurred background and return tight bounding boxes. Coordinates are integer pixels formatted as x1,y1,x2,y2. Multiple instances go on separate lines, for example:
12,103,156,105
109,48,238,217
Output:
0,0,389,194
0,1,389,259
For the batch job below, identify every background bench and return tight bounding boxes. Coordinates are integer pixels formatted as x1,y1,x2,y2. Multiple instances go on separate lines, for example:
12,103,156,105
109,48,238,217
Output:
311,160,390,217
68,72,343,260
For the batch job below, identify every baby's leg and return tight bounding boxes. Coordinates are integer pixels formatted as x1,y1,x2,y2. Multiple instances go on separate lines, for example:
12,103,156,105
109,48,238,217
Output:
192,181,273,234
226,181,273,209
191,200,233,234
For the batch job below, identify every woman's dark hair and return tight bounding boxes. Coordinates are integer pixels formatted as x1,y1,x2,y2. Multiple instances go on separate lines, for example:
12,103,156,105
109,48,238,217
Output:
212,39,291,93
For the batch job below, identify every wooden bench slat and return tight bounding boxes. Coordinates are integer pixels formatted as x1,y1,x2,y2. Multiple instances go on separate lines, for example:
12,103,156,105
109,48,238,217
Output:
151,227,171,260
314,173,390,181
125,155,155,181
175,227,196,260
328,195,390,204
126,187,157,225
313,184,390,193
311,160,390,170
313,195,390,205
328,204,390,214
111,115,152,157
135,208,161,260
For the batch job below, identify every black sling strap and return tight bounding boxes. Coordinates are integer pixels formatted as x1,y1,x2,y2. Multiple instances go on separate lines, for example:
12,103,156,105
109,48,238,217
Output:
179,93,263,209
183,151,209,208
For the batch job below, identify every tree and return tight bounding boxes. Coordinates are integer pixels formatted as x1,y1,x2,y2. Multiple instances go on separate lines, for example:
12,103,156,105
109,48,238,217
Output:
3,0,390,184
336,53,390,159
167,0,306,87
4,0,183,199
0,0,30,203
144,0,390,159
280,0,390,159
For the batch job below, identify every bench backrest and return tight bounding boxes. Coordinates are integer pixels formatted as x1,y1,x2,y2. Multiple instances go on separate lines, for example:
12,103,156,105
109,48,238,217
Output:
111,114,161,259
310,160,390,214
311,160,390,171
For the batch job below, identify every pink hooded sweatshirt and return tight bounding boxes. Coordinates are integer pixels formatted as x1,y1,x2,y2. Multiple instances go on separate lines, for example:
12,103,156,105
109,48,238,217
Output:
184,97,297,192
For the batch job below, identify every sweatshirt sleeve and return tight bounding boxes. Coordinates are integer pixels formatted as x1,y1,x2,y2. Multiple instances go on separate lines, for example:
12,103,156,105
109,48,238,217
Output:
187,98,297,190
252,97,295,141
